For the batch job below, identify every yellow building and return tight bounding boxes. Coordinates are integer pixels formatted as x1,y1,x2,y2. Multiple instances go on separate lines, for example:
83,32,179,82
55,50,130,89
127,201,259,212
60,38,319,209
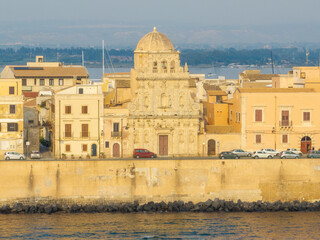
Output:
0,79,24,156
103,27,202,157
292,66,320,90
229,88,320,153
52,85,104,159
1,56,89,93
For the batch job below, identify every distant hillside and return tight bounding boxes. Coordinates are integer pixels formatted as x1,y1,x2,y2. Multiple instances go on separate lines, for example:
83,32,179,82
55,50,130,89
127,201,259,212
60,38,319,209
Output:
0,47,319,68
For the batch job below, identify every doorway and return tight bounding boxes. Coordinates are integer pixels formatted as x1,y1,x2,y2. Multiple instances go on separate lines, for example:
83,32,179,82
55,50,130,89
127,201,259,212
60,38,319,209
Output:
208,139,216,155
301,136,312,154
113,143,120,157
159,135,168,156
91,144,97,156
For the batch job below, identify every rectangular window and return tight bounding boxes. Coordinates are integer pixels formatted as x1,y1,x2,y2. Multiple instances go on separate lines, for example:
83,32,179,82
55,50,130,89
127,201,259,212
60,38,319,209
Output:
65,124,71,138
10,105,15,114
82,144,88,152
255,109,262,122
82,106,88,114
9,86,14,95
81,124,89,138
230,110,233,121
7,123,18,132
40,79,45,86
282,134,288,144
49,79,54,86
22,79,27,86
216,96,222,103
105,141,109,148
65,144,71,152
303,112,310,121
79,88,83,94
256,134,261,144
65,106,71,114
34,79,37,85
238,113,241,122
113,123,119,132
59,78,64,86
281,110,289,126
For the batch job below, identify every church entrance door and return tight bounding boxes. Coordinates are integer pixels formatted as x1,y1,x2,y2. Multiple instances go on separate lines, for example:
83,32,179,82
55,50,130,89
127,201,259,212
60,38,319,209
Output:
208,139,216,155
159,135,168,156
301,136,312,154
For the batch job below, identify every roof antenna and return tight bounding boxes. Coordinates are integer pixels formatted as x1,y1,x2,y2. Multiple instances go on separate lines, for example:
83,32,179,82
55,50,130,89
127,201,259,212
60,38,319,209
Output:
270,50,274,74
82,50,84,66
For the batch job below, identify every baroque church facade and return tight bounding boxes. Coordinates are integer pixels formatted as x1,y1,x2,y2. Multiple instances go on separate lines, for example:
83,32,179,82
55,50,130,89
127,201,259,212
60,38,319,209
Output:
103,28,202,157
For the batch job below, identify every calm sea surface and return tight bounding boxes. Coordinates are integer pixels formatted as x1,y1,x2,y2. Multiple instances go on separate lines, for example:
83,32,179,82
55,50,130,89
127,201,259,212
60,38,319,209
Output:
0,212,320,239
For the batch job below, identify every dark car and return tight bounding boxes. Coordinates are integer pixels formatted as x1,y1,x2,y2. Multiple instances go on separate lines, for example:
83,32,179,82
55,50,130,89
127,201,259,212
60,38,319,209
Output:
307,150,320,158
219,151,239,159
133,149,157,158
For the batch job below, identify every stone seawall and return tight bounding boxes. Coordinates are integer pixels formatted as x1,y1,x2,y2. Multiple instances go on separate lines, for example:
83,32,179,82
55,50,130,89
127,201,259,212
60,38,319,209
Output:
1,158,320,207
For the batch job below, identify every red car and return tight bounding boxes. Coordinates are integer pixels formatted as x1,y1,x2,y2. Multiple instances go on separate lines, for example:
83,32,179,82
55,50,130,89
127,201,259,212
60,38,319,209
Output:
133,149,157,158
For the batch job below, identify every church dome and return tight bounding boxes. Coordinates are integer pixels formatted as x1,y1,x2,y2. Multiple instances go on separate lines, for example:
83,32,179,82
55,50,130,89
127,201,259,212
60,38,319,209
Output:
135,27,175,52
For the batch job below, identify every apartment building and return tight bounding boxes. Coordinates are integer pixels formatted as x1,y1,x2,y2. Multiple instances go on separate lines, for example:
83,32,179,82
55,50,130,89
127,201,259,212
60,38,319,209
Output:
0,56,89,93
0,79,24,156
52,85,104,159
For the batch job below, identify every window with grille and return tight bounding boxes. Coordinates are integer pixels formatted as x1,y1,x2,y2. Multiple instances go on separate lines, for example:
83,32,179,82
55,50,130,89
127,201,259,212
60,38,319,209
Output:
105,141,109,148
49,79,54,86
113,123,119,132
10,105,15,114
8,123,18,132
22,79,27,86
40,79,45,86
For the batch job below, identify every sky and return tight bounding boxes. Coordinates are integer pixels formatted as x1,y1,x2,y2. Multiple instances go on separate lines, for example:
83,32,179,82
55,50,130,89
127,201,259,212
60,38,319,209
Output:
1,0,320,48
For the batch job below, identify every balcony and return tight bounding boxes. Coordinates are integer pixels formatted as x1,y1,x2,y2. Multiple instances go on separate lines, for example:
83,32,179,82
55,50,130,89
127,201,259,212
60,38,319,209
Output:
279,120,292,127
111,131,121,138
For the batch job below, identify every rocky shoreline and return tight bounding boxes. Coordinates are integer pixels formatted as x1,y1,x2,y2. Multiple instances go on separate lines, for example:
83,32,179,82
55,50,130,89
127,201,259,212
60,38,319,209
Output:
1,199,320,214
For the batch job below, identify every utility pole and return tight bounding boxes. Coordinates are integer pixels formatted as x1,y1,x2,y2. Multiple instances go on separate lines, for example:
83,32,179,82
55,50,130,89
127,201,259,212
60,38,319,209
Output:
102,40,105,76
306,50,309,66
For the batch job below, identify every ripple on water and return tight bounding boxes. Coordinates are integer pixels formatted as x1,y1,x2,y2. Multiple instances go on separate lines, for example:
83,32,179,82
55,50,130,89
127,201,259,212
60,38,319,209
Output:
1,212,320,239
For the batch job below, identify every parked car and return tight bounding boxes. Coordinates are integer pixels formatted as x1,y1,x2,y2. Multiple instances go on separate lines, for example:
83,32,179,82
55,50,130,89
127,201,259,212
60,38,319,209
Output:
261,149,280,157
4,152,26,160
231,149,252,157
133,149,157,158
30,151,41,159
219,152,239,159
287,148,303,156
252,151,273,159
280,151,300,159
307,150,320,158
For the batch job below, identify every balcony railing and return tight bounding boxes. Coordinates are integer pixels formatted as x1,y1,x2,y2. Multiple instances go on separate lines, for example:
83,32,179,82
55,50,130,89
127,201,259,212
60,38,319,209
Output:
279,120,292,127
111,131,121,138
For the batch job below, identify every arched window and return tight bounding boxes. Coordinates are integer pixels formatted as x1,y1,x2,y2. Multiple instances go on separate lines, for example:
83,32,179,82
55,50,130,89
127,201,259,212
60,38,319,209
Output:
170,60,175,73
161,60,167,73
161,93,167,108
153,61,158,73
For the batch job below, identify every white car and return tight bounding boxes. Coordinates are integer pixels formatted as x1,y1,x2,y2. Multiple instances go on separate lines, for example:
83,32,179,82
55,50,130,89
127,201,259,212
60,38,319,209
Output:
30,151,41,159
280,151,300,159
252,151,273,159
287,148,303,156
4,152,26,160
231,149,252,157
261,149,280,157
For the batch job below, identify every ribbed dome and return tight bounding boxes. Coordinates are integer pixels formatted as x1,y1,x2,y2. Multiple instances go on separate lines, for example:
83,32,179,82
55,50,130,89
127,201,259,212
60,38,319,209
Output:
135,27,175,52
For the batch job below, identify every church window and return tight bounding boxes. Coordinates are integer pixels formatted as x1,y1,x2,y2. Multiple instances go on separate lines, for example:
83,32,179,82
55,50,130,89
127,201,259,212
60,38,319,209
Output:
170,60,175,73
161,60,167,73
161,93,167,108
153,61,158,73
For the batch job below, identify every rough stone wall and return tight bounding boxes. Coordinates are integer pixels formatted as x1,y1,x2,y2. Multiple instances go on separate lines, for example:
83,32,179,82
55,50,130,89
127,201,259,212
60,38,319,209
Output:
1,159,320,204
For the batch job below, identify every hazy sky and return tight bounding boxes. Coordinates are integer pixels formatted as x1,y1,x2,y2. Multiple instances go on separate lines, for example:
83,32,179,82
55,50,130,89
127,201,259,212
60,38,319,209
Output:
1,0,320,48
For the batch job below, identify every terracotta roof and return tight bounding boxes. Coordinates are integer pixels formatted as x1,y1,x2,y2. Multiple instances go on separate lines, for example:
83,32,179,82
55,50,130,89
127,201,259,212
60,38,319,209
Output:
203,83,221,91
10,66,88,78
23,92,39,98
237,88,315,93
